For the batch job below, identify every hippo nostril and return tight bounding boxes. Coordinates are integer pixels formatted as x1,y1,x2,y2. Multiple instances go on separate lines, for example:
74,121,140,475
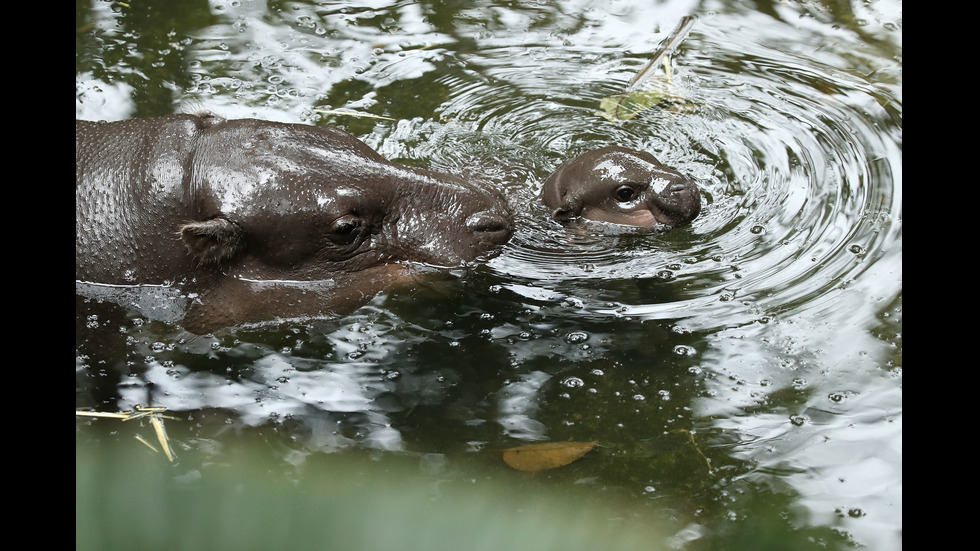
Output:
669,183,690,194
465,211,513,243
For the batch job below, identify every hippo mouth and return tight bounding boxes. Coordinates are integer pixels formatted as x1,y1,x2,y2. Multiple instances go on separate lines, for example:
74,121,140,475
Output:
465,210,514,258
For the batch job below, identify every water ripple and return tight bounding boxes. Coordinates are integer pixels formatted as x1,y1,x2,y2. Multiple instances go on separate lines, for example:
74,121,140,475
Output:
399,19,904,335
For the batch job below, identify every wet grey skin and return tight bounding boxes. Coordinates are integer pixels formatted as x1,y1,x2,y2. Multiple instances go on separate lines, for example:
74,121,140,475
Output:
76,113,514,332
540,146,701,228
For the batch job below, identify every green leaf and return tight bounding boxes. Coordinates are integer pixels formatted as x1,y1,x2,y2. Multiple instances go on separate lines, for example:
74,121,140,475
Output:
599,90,668,123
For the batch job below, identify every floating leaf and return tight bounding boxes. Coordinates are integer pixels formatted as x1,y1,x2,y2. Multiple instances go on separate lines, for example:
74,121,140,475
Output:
598,15,698,123
501,441,598,472
599,89,668,123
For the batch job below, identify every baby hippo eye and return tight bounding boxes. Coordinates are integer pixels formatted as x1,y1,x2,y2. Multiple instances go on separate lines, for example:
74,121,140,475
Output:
615,185,637,202
327,214,364,245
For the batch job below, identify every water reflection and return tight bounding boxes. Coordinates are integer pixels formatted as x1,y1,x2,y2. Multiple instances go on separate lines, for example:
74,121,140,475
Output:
77,0,900,548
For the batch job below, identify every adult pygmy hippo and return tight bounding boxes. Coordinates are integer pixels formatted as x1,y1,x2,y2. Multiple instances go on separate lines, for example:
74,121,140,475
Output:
541,146,701,228
76,113,513,333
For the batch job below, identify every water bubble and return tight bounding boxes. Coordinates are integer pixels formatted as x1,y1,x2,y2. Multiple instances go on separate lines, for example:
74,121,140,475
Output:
564,331,589,344
673,345,696,356
849,244,866,254
828,390,856,403
562,377,585,388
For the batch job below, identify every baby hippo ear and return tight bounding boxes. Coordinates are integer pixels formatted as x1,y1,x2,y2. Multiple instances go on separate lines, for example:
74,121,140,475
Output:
551,206,576,221
179,218,246,267
549,194,583,222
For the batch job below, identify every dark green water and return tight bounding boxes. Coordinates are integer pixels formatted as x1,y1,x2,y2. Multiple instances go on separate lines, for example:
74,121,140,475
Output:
76,1,901,549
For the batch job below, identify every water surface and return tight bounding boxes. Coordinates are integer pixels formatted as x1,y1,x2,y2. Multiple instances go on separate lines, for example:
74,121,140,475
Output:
76,1,902,549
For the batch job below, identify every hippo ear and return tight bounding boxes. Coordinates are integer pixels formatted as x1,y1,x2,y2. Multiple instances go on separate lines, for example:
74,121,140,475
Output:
179,218,246,267
551,206,576,221
549,193,583,221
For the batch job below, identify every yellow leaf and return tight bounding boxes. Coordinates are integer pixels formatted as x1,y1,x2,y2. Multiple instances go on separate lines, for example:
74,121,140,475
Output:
501,441,598,472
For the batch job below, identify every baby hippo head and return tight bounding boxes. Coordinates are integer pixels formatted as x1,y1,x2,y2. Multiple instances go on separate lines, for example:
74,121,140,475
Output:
541,146,701,228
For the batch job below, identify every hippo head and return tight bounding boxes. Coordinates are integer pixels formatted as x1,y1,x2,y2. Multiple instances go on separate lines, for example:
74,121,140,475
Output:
76,114,515,332
541,146,701,228
179,117,514,282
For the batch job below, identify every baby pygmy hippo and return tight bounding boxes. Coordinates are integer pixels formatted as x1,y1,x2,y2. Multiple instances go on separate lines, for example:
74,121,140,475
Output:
541,146,701,228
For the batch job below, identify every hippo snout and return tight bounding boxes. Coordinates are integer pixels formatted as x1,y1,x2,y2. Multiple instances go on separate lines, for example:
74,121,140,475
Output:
652,177,701,221
466,210,513,243
463,210,514,259
669,182,692,195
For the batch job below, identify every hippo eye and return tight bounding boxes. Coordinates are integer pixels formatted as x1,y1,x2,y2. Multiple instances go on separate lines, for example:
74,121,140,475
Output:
327,214,364,245
615,185,637,202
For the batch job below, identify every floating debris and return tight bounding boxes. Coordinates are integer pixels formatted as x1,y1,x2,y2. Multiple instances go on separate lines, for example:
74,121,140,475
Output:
76,406,178,462
599,15,698,123
314,109,396,121
501,441,598,472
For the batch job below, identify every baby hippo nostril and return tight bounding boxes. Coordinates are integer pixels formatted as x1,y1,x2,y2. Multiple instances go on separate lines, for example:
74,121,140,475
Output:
465,211,513,243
